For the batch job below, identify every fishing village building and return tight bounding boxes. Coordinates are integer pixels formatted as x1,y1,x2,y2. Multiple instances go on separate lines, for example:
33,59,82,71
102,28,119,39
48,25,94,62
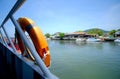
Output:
115,31,120,37
52,32,96,40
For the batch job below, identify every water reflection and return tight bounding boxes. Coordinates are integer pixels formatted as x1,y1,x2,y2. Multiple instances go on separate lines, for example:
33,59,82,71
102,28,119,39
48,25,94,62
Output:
48,40,119,49
52,40,104,49
75,41,87,46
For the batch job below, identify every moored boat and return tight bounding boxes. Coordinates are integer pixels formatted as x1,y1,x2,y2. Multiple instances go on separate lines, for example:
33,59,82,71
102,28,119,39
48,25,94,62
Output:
86,38,102,42
114,38,120,42
76,38,86,42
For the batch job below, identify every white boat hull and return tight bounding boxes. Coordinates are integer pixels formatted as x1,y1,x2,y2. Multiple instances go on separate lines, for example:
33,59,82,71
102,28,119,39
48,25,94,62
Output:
114,38,120,42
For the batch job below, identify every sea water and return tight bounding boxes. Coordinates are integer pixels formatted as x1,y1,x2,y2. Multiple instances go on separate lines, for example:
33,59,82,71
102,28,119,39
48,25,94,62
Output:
49,40,120,79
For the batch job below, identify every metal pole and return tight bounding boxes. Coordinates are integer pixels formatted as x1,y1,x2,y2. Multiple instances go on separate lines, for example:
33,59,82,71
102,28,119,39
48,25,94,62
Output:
0,29,8,46
2,26,17,53
0,0,26,27
10,16,58,79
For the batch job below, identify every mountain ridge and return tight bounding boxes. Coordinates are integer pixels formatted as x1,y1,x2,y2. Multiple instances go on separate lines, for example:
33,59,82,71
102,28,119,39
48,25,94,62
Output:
84,28,109,33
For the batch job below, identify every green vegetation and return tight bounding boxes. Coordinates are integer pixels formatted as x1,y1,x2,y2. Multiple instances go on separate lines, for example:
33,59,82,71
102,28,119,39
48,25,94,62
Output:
45,33,51,38
86,28,104,36
45,28,120,39
76,30,84,32
109,30,116,37
59,32,65,40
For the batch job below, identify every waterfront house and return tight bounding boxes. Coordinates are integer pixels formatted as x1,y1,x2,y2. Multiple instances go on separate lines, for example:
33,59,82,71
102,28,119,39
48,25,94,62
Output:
52,32,97,40
51,32,61,39
64,32,97,39
115,31,120,37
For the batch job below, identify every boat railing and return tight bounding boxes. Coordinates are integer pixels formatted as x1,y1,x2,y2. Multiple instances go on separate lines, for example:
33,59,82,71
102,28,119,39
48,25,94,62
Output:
0,0,58,79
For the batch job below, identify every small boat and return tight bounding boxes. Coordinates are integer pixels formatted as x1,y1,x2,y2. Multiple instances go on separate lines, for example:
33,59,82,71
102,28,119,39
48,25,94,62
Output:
114,38,120,42
104,37,115,42
86,38,102,42
76,38,86,42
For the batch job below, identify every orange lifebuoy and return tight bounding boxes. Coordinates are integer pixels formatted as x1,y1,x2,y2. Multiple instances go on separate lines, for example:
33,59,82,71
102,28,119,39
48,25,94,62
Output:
16,17,50,67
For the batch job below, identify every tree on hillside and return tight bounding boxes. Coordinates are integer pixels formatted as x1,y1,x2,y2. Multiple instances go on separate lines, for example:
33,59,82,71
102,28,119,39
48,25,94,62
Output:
59,32,65,40
87,28,103,36
45,33,50,38
109,30,116,37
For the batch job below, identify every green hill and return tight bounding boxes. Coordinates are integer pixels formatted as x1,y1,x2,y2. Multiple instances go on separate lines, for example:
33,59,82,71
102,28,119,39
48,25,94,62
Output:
84,28,109,36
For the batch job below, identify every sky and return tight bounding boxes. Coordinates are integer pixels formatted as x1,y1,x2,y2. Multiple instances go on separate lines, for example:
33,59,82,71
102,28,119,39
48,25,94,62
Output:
2,0,120,35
